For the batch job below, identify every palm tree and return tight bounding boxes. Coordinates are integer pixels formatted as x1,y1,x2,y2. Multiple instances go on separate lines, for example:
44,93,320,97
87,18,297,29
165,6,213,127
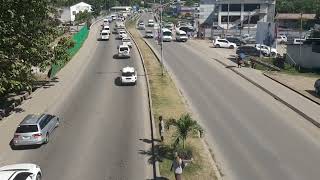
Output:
165,113,204,149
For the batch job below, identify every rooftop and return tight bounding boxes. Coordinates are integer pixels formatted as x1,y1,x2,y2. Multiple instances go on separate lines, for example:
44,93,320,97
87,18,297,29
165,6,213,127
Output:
276,13,316,20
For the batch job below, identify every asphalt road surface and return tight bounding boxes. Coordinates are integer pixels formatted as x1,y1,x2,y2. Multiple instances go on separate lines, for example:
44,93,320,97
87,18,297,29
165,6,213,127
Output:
140,13,320,180
1,21,153,180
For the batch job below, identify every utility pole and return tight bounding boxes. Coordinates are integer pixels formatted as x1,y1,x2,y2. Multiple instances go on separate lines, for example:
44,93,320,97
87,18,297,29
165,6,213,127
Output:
160,0,164,76
299,12,303,57
226,2,230,36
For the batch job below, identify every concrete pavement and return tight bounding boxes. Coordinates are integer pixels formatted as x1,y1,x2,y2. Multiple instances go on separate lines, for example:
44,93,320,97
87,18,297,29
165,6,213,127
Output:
0,20,153,180
140,13,320,180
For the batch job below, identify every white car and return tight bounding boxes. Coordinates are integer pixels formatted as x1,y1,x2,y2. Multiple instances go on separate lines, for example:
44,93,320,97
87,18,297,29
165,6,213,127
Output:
102,25,110,34
145,30,154,38
122,37,132,48
175,30,188,42
100,30,110,40
0,163,42,180
254,44,278,56
277,35,287,44
121,66,137,85
118,30,127,39
118,44,130,58
148,19,154,27
293,38,306,45
213,39,237,49
138,22,145,30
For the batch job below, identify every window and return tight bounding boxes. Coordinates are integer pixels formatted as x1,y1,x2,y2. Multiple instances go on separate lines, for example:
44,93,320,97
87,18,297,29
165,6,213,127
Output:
221,4,241,12
13,172,33,180
120,47,128,51
230,4,241,11
101,32,109,35
244,4,260,11
221,16,240,23
243,15,260,24
122,72,135,77
16,125,39,133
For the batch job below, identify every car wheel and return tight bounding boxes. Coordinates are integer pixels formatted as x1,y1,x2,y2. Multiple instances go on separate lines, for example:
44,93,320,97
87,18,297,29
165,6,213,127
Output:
229,45,234,49
44,133,49,144
36,173,42,180
215,44,220,48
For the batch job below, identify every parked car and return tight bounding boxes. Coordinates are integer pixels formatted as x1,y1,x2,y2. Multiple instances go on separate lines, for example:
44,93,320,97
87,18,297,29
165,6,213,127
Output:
226,37,246,46
145,30,154,38
314,79,320,95
277,35,288,44
236,46,261,57
100,30,110,41
254,44,278,56
293,38,306,45
138,22,145,30
121,37,132,48
118,44,130,58
13,114,59,147
213,39,237,49
120,66,137,85
0,163,42,180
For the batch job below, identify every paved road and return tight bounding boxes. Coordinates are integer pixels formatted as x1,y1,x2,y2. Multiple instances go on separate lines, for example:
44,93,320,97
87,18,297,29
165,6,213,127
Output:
140,13,320,180
1,21,152,179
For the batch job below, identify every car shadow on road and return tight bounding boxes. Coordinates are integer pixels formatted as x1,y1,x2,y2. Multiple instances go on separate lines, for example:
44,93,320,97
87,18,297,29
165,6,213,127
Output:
9,140,41,151
305,90,320,99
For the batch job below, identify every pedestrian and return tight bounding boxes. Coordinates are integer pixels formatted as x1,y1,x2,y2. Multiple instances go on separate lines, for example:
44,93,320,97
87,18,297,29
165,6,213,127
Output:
159,116,165,141
170,153,185,180
238,52,245,68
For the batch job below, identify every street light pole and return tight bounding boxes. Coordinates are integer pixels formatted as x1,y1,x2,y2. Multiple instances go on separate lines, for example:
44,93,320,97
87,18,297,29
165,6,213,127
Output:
160,0,164,76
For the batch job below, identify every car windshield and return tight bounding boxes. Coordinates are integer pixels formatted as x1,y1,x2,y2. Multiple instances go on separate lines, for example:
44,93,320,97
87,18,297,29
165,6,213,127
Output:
122,72,135,77
120,47,128,51
101,33,108,35
122,39,130,42
16,125,38,133
163,31,171,36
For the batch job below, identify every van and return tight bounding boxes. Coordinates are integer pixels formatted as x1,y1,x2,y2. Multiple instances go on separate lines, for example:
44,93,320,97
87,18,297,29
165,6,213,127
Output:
162,28,172,42
175,30,188,42
100,30,110,40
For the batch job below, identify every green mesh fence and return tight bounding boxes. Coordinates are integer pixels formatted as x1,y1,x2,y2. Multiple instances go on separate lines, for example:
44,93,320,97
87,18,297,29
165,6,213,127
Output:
49,25,89,78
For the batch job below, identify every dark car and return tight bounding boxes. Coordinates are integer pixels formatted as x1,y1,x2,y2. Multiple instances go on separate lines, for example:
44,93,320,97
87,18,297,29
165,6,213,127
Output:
236,46,261,57
226,37,246,46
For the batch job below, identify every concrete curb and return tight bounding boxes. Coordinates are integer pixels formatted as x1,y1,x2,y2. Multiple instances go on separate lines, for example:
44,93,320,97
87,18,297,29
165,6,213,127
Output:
125,16,160,179
263,72,320,106
213,58,320,128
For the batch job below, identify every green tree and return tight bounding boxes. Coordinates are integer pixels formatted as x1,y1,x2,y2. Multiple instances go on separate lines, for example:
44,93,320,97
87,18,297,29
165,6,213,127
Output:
0,0,57,95
166,114,204,149
75,10,93,23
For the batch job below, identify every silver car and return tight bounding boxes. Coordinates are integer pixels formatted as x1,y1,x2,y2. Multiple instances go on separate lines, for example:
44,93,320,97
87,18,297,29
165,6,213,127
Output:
13,114,59,146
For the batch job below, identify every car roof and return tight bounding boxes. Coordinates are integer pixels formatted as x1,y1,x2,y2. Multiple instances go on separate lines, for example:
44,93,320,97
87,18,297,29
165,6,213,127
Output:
0,164,36,171
122,66,135,73
20,114,54,125
20,114,42,125
119,44,129,48
101,30,109,33
0,171,15,179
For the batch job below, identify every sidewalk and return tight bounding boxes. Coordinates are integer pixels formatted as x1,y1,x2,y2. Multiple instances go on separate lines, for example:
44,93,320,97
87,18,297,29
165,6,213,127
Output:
186,39,320,127
0,19,102,165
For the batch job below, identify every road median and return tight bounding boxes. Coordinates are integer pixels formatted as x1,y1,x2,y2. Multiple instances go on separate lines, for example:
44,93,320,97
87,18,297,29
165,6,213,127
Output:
126,16,219,180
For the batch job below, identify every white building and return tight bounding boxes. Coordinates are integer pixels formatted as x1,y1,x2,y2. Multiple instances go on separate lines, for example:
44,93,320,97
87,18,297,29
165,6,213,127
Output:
199,0,275,29
70,2,92,22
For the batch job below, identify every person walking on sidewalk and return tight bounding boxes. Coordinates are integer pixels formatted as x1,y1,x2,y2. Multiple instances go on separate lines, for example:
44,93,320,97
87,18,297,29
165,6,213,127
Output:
170,154,185,180
238,53,245,68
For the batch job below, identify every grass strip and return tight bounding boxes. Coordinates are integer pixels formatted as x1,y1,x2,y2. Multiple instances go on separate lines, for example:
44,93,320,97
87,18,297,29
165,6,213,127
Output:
127,18,217,180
